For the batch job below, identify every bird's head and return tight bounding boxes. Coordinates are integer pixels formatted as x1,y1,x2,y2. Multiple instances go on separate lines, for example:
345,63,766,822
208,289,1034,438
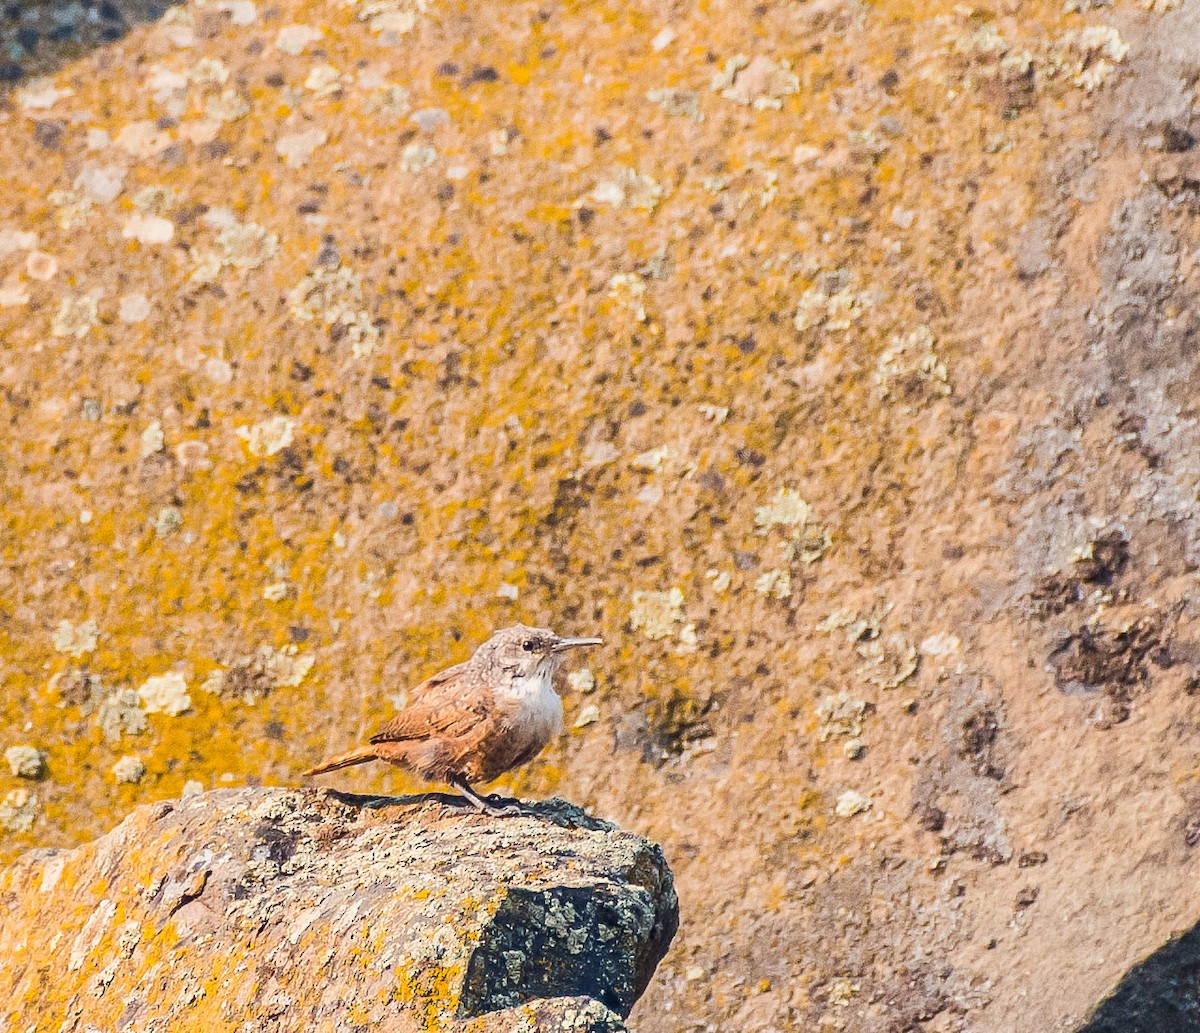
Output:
480,624,603,680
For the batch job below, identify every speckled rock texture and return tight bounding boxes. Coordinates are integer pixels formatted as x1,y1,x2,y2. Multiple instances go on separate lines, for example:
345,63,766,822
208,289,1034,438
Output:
6,0,1200,1028
0,787,677,1031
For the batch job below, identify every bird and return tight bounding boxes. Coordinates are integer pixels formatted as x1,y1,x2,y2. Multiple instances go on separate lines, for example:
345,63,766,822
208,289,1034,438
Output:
303,624,602,816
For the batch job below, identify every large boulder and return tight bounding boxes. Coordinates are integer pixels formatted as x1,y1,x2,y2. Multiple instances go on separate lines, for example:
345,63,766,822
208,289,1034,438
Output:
0,788,678,1032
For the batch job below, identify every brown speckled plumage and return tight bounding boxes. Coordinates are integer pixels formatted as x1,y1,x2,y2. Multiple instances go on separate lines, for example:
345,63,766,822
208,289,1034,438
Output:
304,625,601,815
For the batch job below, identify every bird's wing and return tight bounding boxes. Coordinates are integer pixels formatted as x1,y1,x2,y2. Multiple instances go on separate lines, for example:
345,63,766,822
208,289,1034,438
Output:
369,676,491,744
410,660,469,698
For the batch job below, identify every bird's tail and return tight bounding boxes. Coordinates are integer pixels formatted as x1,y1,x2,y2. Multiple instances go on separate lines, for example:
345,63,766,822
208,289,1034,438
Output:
303,744,379,777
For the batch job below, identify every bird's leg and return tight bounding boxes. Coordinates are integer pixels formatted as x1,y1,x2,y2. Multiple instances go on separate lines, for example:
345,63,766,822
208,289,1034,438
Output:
450,776,523,817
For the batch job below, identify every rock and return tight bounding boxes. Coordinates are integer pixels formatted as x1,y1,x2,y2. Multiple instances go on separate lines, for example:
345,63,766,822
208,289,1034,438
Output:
0,787,677,1032
1077,925,1200,1032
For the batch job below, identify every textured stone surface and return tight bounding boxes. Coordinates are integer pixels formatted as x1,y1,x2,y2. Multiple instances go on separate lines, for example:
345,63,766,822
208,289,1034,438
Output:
5,0,1200,1029
0,787,676,1031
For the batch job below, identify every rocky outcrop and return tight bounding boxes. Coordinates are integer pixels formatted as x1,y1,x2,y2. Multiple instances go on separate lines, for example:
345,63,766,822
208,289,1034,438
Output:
0,788,677,1032
1078,925,1200,1033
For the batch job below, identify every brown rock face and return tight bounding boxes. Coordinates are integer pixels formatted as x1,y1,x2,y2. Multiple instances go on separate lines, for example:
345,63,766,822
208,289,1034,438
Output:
5,0,1200,1028
0,788,677,1031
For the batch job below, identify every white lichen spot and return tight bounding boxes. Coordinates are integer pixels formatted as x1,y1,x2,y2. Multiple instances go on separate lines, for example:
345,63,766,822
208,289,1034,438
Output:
175,440,212,471
567,668,595,694
191,57,230,86
190,222,279,283
646,87,702,122
698,403,729,423
262,581,292,601
25,252,58,281
0,788,40,832
287,264,378,357
835,790,872,818
122,213,175,245
651,26,676,50
754,568,792,599
217,0,257,25
920,632,961,658
793,275,873,333
138,672,191,716
592,167,663,210
608,273,648,322
348,0,430,35
5,746,45,779
47,190,93,230
276,128,328,168
119,293,152,323
236,416,295,457
51,291,102,338
632,445,671,472
826,978,861,1006
816,693,867,742
305,64,344,97
204,88,250,123
843,738,865,760
154,506,182,537
1053,26,1129,91
16,78,73,111
400,142,437,171
53,618,99,657
858,633,919,689
111,755,146,784
76,161,127,202
115,120,174,158
630,587,686,641
876,325,950,401
0,227,37,259
360,81,411,120
712,54,798,109
262,645,314,687
275,23,321,54
140,421,165,459
0,275,28,307
705,569,732,594
495,582,519,601
96,689,148,742
578,441,620,471
573,704,600,729
755,488,811,534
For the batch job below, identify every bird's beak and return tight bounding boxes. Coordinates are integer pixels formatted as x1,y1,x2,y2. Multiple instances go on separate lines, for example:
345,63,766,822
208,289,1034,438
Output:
552,637,603,651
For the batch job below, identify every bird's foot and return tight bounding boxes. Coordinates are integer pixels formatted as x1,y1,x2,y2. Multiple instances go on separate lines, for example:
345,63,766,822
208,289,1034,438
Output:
451,778,527,818
480,799,525,818
483,791,520,807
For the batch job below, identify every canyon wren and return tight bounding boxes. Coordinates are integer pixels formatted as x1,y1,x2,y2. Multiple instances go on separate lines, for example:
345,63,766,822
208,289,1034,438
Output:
304,624,602,816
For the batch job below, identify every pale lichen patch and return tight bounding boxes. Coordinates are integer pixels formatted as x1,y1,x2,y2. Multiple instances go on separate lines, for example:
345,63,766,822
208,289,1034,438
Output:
53,619,99,657
287,264,378,357
96,689,148,743
591,168,664,211
0,789,40,832
816,694,868,742
630,587,686,641
236,417,295,458
51,291,102,338
835,790,872,818
137,672,191,717
111,755,146,784
5,746,46,779
875,325,950,401
711,54,799,109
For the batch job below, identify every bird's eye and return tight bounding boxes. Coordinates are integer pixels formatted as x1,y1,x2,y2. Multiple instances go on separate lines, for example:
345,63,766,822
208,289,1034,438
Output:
522,640,535,652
